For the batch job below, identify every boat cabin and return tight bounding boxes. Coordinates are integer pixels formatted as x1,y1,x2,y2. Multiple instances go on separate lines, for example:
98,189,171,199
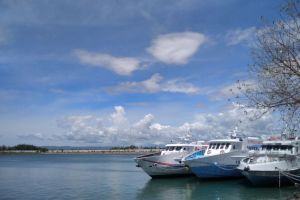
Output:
161,143,207,155
259,140,300,155
205,139,242,156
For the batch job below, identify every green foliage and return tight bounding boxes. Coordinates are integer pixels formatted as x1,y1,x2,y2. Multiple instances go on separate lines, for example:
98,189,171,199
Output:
0,144,48,152
110,145,138,150
110,145,160,150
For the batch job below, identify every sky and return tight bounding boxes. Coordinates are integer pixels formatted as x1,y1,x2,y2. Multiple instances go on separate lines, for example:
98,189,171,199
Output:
0,0,285,146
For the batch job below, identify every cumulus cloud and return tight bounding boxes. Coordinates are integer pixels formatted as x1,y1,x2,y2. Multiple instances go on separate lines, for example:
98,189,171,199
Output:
147,32,207,64
111,73,200,95
18,133,57,141
56,104,279,145
110,106,128,127
57,115,107,143
74,49,141,76
225,27,256,46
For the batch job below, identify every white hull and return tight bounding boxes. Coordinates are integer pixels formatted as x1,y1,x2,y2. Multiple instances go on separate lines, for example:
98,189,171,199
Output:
135,152,191,177
238,155,300,185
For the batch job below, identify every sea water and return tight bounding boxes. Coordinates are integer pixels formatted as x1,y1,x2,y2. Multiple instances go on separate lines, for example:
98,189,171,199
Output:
0,154,297,200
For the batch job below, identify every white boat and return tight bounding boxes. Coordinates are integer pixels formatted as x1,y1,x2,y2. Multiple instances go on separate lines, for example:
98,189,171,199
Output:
134,142,208,178
237,137,300,186
183,137,261,178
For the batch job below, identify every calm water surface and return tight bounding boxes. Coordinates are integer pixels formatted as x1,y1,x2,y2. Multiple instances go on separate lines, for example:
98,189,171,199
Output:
0,154,298,200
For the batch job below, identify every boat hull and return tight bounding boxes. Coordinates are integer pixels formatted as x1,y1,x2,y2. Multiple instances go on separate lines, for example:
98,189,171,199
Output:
241,168,300,186
189,164,241,178
184,151,246,178
238,157,300,186
135,153,191,177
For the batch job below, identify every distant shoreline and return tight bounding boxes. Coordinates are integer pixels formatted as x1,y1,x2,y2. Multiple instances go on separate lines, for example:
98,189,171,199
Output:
0,149,161,155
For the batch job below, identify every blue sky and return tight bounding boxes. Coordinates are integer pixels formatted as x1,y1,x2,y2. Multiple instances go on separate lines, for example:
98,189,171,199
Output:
0,0,284,146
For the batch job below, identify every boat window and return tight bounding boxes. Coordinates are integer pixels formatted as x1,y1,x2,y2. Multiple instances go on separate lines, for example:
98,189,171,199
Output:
169,147,175,151
209,144,212,149
183,147,187,151
280,146,287,150
273,145,279,151
216,144,220,149
232,145,236,150
225,143,230,149
266,146,272,151
219,143,225,149
175,146,182,151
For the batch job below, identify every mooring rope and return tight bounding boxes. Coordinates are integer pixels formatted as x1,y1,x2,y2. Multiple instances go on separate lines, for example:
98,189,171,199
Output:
280,171,300,178
277,169,300,185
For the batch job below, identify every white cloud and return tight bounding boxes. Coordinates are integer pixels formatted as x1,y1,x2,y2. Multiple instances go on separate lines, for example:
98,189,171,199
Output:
161,78,199,94
147,32,207,64
57,115,107,143
111,73,200,95
74,49,141,76
74,32,206,74
18,133,57,141
225,27,256,46
55,104,279,145
110,106,128,127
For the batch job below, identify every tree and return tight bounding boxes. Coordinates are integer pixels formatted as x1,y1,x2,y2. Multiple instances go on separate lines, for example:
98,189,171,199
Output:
239,0,300,136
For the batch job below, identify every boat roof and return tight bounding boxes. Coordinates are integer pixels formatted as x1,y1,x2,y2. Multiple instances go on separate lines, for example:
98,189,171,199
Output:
263,140,300,145
208,138,241,143
165,143,206,147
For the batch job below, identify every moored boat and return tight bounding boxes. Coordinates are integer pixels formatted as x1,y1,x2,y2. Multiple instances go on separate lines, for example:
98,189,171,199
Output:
183,137,261,178
237,137,300,186
134,142,208,178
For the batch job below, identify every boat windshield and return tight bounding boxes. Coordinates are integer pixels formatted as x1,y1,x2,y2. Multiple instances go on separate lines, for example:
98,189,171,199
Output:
261,145,293,151
166,146,187,151
219,143,224,149
175,146,182,151
166,146,175,151
209,143,231,149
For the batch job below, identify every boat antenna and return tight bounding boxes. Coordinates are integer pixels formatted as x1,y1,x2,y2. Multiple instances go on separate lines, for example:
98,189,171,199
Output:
229,126,238,139
282,123,296,140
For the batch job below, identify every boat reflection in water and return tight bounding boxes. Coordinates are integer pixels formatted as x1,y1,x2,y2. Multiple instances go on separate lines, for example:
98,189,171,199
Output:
136,177,296,200
136,177,196,200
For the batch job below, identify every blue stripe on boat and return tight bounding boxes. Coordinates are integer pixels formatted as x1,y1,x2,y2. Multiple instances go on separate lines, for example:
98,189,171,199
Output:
190,164,242,178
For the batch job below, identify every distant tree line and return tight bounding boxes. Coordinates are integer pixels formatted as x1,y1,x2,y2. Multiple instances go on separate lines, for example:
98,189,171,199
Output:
110,145,138,150
110,145,161,150
0,144,48,152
